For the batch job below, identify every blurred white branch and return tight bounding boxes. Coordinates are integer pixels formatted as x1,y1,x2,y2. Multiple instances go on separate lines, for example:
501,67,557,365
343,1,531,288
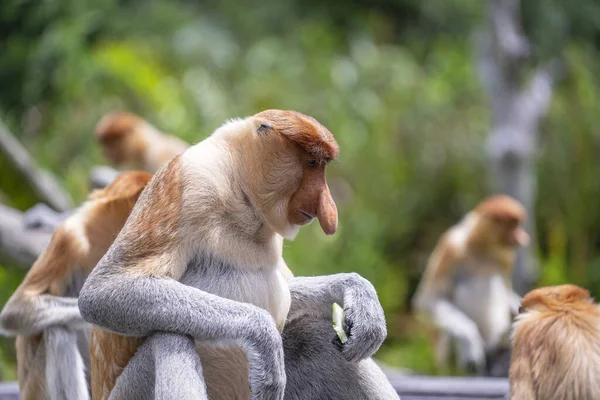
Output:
477,0,562,294
0,204,51,268
0,119,73,212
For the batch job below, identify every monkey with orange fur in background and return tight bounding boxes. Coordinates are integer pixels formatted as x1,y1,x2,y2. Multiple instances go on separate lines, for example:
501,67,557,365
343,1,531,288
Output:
24,112,183,231
0,171,151,400
509,284,600,400
412,195,530,376
95,111,189,174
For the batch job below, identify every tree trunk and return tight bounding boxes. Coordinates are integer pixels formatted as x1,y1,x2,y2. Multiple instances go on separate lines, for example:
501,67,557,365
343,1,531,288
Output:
478,0,560,294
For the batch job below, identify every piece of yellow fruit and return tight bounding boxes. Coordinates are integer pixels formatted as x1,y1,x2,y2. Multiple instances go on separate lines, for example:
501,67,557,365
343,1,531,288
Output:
332,303,349,344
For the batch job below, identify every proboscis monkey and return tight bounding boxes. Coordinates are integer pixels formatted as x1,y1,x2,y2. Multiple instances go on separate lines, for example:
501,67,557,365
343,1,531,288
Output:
509,284,600,400
412,195,530,376
0,171,152,400
95,111,189,174
80,110,398,400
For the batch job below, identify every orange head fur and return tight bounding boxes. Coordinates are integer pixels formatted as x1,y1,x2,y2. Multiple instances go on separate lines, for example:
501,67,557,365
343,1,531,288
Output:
95,112,144,142
472,195,530,248
475,195,527,225
254,110,339,160
519,284,595,314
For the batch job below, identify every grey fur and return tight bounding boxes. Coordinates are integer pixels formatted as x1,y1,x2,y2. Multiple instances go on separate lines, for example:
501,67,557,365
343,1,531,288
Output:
287,273,388,363
283,317,398,400
109,338,155,400
44,327,90,400
23,204,73,231
0,270,93,399
152,333,207,400
79,251,286,400
84,272,397,399
1,294,88,336
110,333,206,400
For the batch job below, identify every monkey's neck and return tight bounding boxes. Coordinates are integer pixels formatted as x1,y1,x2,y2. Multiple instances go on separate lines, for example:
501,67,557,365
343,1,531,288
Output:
138,127,167,173
182,142,282,267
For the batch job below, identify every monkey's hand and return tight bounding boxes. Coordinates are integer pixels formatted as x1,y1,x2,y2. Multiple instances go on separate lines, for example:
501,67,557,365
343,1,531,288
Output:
245,308,287,400
23,203,71,231
1,294,88,336
457,332,486,375
333,273,387,362
286,273,387,362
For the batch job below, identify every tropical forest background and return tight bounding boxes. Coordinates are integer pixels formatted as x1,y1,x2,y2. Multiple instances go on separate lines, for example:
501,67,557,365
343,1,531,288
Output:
1,0,600,378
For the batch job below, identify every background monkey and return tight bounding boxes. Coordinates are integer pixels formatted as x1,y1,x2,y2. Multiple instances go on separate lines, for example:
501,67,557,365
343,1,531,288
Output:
0,170,151,400
80,110,397,399
22,112,177,230
509,284,600,400
412,195,530,376
95,111,190,174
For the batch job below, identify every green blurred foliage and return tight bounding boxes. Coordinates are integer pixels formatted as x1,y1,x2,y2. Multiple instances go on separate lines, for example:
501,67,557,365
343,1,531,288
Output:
1,0,600,377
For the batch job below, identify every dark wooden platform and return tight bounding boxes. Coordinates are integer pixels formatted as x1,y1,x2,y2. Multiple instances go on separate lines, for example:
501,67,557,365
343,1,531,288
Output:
0,375,508,399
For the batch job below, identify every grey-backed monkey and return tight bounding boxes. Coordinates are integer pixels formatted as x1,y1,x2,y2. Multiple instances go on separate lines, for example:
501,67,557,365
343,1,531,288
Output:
95,111,189,174
412,195,530,376
80,110,398,400
509,284,600,400
0,171,152,400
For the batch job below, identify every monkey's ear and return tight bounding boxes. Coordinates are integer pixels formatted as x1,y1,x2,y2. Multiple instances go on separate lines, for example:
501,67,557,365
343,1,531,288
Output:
256,122,272,135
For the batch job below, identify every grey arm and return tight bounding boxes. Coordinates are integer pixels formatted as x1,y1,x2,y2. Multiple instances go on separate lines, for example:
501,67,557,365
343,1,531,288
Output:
79,263,285,399
110,332,207,400
23,203,74,231
45,326,90,400
421,297,486,372
287,272,387,362
0,294,87,336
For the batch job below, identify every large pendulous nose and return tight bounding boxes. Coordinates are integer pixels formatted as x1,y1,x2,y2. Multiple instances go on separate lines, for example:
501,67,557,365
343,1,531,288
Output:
317,186,337,235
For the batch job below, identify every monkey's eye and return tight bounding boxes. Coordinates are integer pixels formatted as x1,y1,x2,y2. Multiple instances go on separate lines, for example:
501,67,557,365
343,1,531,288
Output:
257,123,272,135
307,159,318,167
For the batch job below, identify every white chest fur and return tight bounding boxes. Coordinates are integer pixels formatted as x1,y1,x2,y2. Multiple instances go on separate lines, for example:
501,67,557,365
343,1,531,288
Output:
180,255,291,331
453,273,511,349
180,254,291,398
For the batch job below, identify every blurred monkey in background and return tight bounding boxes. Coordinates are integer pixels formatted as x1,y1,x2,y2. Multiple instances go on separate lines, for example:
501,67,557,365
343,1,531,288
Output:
95,111,189,174
24,112,181,229
412,195,530,376
0,171,151,400
509,284,600,400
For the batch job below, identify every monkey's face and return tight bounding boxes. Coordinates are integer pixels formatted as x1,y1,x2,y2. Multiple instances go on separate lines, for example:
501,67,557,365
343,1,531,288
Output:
248,110,339,239
100,137,127,166
253,144,338,241
490,216,530,247
286,152,337,236
100,135,141,167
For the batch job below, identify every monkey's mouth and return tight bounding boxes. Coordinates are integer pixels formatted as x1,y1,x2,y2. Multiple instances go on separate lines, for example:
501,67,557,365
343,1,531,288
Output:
297,210,314,224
